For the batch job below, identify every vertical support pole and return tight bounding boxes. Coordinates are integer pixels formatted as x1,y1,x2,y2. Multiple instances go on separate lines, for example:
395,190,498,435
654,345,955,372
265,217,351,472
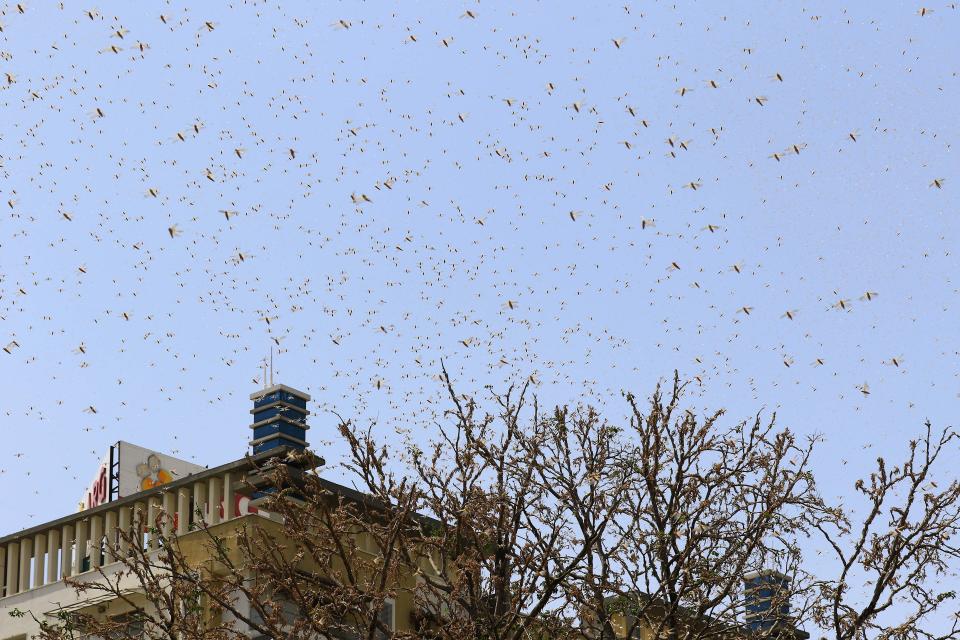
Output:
18,538,32,591
132,502,146,551
118,506,132,557
104,510,118,564
60,525,73,579
89,515,103,570
32,533,45,588
0,545,6,597
177,487,190,535
73,519,87,575
147,498,159,549
46,529,60,585
208,476,222,526
162,492,176,541
223,473,235,521
193,480,207,527
5,542,18,595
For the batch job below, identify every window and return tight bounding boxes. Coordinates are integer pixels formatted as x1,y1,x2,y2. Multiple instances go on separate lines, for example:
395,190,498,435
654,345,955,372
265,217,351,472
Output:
374,598,395,639
176,570,204,626
247,592,301,627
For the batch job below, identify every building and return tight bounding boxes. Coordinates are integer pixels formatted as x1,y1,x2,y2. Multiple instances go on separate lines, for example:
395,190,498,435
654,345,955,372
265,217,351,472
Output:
0,383,427,639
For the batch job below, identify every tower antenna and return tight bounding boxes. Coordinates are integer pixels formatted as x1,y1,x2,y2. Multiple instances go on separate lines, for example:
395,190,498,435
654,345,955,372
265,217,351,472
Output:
270,345,274,386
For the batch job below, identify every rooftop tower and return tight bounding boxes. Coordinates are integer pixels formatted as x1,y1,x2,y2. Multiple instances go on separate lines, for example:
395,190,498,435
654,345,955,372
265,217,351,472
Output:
744,570,794,634
249,383,310,455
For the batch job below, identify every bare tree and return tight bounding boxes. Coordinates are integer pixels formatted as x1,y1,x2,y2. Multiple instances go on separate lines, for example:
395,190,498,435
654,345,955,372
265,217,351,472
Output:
574,373,823,640
812,422,960,640
28,372,960,640
375,366,629,640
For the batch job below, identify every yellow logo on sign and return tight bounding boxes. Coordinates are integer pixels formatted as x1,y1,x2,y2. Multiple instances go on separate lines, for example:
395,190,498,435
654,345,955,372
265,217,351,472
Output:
136,453,173,490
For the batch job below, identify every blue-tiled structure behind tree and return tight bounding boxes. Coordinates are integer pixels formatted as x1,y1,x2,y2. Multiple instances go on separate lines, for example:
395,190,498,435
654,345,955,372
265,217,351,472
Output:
249,384,311,455
744,570,791,632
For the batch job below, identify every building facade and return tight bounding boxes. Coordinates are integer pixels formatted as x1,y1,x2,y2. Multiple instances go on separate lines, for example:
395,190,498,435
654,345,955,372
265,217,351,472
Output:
0,383,423,639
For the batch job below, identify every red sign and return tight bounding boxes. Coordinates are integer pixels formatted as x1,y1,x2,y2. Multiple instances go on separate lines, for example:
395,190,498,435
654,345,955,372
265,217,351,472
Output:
87,464,110,510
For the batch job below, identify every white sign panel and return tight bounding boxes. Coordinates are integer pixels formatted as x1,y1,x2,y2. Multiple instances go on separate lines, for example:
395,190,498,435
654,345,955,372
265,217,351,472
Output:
79,441,207,511
115,441,206,497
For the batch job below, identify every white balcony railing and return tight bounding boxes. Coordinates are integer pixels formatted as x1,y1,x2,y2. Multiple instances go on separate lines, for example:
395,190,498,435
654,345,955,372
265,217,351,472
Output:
0,458,258,599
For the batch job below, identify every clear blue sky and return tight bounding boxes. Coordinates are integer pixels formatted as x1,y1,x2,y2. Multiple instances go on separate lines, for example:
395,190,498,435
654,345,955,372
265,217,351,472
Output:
0,0,957,623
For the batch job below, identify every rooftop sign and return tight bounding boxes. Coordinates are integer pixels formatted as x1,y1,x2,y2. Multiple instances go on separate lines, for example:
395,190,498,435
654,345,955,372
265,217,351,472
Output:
79,441,207,511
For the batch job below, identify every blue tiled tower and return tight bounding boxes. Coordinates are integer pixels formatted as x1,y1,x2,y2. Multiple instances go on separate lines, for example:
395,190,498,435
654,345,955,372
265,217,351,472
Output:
744,570,791,632
249,383,310,455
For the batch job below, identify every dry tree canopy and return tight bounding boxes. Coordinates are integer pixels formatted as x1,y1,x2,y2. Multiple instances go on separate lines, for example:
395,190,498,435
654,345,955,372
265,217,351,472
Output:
30,371,960,640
